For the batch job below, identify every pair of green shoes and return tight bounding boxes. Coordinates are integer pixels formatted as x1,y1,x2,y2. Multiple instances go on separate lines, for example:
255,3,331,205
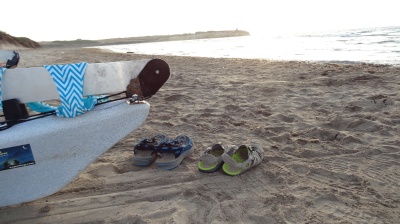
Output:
197,143,264,176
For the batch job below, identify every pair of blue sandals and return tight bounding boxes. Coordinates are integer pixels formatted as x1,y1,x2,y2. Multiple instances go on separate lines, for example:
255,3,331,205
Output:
132,134,194,170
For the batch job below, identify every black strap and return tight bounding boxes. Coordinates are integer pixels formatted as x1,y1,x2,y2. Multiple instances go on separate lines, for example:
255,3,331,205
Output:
0,91,130,131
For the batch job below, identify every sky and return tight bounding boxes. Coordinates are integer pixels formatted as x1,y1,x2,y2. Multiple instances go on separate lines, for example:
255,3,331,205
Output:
1,0,399,42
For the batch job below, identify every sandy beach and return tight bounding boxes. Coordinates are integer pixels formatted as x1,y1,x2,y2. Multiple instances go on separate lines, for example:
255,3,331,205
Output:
1,46,400,223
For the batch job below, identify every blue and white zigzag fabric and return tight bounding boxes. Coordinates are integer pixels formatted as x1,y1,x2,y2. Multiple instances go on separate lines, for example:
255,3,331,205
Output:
44,62,97,118
0,68,6,111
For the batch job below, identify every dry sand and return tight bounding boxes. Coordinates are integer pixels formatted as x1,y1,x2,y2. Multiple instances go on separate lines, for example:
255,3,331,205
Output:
1,47,400,223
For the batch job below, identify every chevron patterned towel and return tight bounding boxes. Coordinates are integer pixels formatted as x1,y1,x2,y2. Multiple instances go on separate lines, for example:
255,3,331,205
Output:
0,68,6,111
44,62,97,118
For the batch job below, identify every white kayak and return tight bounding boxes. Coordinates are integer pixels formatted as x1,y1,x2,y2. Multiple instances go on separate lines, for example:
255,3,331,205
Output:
0,59,170,207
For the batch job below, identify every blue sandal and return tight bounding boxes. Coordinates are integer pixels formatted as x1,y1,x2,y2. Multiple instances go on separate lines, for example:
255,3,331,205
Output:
155,135,194,170
132,134,169,166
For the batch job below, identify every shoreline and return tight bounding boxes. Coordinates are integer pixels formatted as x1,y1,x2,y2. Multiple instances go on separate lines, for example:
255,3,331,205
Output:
1,47,400,223
17,46,400,68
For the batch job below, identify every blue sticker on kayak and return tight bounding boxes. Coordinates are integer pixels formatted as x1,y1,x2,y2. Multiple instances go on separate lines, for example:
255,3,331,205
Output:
0,144,35,171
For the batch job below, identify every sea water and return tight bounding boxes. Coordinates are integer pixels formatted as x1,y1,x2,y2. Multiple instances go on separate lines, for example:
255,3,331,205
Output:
96,26,400,66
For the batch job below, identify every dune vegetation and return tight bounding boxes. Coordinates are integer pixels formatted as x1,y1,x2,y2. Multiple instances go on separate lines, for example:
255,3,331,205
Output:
0,31,41,48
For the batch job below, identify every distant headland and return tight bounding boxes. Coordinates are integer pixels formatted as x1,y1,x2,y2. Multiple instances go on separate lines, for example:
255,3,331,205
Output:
1,29,250,49
40,30,250,48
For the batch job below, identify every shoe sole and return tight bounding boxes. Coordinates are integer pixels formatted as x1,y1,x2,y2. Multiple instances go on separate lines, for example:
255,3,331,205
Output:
198,161,224,173
222,153,246,176
156,147,194,170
